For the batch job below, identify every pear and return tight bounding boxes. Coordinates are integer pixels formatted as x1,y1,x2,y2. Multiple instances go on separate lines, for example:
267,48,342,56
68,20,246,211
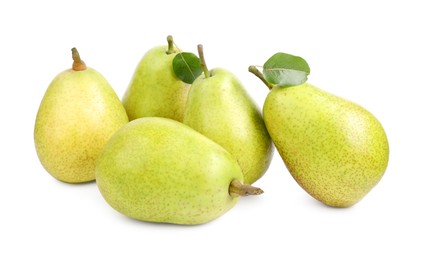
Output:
122,35,190,121
183,45,273,184
34,48,129,183
95,117,263,225
250,64,389,207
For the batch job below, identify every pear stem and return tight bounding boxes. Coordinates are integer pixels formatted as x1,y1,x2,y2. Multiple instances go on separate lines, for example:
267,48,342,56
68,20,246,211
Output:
229,179,264,197
71,48,87,71
248,65,273,90
197,44,210,78
166,35,176,54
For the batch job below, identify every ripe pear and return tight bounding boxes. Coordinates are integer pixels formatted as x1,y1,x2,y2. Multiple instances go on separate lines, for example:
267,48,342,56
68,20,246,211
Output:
252,74,389,207
122,36,190,121
95,117,263,225
34,48,129,183
183,45,273,184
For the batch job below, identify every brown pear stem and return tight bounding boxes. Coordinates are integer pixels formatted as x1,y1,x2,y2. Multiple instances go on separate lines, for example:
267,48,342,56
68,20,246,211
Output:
166,35,175,54
229,179,264,197
71,48,87,71
197,44,210,78
248,65,273,90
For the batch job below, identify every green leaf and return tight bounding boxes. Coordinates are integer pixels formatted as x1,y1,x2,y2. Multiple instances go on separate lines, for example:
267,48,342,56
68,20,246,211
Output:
172,52,202,84
263,52,310,87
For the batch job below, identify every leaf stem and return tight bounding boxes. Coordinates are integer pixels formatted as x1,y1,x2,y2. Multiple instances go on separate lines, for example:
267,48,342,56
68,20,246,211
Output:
197,44,210,78
71,48,87,71
248,65,273,90
229,179,264,197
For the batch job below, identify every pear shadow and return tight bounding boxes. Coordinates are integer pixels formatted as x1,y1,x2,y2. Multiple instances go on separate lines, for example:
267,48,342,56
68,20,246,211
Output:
235,192,265,206
51,177,97,187
49,179,99,194
301,194,357,211
115,212,219,229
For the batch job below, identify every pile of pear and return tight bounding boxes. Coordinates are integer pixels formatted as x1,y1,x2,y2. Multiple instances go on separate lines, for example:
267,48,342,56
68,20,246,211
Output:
99,38,272,224
34,41,270,225
34,37,389,225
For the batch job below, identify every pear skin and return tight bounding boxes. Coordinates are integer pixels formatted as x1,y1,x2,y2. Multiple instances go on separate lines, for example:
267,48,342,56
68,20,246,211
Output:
264,83,389,207
122,37,190,121
184,68,273,184
34,48,129,183
96,117,262,225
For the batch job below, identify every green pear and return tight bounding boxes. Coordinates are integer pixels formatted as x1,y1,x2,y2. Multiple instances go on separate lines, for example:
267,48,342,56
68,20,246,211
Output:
183,45,273,184
253,73,389,207
34,48,129,183
122,36,190,122
95,117,263,225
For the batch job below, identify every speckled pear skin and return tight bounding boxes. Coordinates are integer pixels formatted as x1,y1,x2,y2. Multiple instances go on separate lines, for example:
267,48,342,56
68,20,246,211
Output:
95,117,244,225
183,68,273,184
122,45,190,122
264,83,389,207
34,68,129,183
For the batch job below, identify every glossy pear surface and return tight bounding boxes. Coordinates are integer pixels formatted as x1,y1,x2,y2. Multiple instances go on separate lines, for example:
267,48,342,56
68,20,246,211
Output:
184,68,273,184
122,46,189,121
34,67,129,183
96,117,244,225
264,83,389,207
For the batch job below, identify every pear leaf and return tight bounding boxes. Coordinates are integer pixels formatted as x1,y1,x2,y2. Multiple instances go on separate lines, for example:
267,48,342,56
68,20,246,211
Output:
263,52,310,87
173,52,202,84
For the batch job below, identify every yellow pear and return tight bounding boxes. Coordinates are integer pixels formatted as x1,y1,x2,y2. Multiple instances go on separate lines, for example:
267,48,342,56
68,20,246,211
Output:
263,83,389,207
250,54,389,207
34,48,128,183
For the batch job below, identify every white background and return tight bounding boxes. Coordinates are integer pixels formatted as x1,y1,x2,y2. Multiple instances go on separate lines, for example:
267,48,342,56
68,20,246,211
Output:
1,0,422,259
